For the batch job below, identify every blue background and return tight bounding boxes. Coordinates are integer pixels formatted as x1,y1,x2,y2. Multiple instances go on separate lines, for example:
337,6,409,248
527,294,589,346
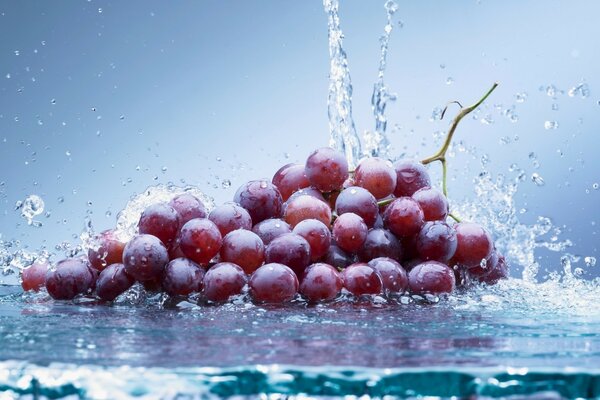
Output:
1,1,598,278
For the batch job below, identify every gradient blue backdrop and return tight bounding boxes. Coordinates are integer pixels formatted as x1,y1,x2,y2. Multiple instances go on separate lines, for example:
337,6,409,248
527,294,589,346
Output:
1,1,598,278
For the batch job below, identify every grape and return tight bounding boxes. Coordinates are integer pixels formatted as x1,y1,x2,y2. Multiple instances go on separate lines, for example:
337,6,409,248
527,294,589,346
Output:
178,218,223,265
453,222,493,268
168,193,207,227
122,234,170,281
299,263,343,302
342,263,383,296
272,163,310,201
403,258,424,272
393,160,431,197
286,187,327,204
252,218,292,245
416,221,457,263
208,202,253,237
138,203,180,249
358,228,403,261
408,261,455,295
220,229,265,274
305,147,349,192
481,252,508,284
88,229,126,271
96,263,135,301
203,262,247,302
233,180,283,224
383,197,425,237
412,187,449,221
284,194,332,228
21,260,49,292
45,258,95,300
332,213,368,253
465,248,497,278
335,186,378,227
322,244,354,270
354,157,397,199
265,233,311,278
292,219,332,261
249,263,299,303
368,257,408,293
162,258,205,296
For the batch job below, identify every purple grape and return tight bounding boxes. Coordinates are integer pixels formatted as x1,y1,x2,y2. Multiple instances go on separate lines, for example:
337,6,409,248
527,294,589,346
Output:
305,147,349,192
21,260,49,292
252,218,292,245
178,218,223,265
284,194,332,228
383,197,425,237
162,258,205,296
96,263,135,301
393,160,431,197
332,213,368,253
292,219,332,261
122,234,170,282
453,222,493,268
233,180,283,224
412,187,449,221
299,263,343,302
168,193,207,227
358,228,403,262
416,221,457,263
354,157,397,199
342,263,383,296
265,233,311,279
249,263,299,303
138,203,180,249
203,262,247,302
88,229,126,271
335,186,379,227
408,261,455,295
208,202,253,237
368,257,408,293
220,229,265,274
272,163,310,201
45,258,95,300
321,244,354,270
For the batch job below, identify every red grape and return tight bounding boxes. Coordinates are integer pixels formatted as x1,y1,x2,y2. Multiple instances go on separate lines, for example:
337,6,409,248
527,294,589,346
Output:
354,157,397,199
265,233,311,279
284,194,332,228
332,213,368,253
383,197,425,237
138,203,180,249
162,258,205,296
286,187,327,204
322,244,354,270
305,147,349,192
45,258,95,300
481,252,508,284
292,219,332,261
342,263,383,296
220,229,265,274
252,218,292,245
368,257,408,293
412,187,449,221
88,229,126,271
233,180,283,224
21,260,49,292
272,163,310,201
393,160,431,197
208,202,253,237
408,261,455,295
178,218,223,265
334,186,378,227
358,228,403,261
168,193,207,227
249,263,299,303
203,262,247,302
122,234,170,282
453,222,493,268
96,263,135,301
299,263,343,302
416,221,457,263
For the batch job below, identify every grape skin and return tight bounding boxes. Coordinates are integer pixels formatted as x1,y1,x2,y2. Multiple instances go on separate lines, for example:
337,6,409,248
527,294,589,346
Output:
416,221,457,263
265,233,311,279
168,193,207,227
293,219,332,261
233,180,283,224
358,228,403,262
178,218,223,265
408,261,455,295
284,194,332,228
162,258,205,296
332,213,368,253
393,160,431,197
252,218,292,246
383,197,425,237
45,258,95,300
272,163,310,201
335,186,379,227
299,263,343,302
138,203,180,249
453,222,493,268
203,262,247,302
220,229,265,274
21,260,49,292
88,229,126,271
249,263,299,303
354,157,397,199
368,257,408,294
342,263,383,296
305,147,349,192
122,234,170,282
321,244,354,270
412,187,449,221
208,202,253,237
96,263,135,301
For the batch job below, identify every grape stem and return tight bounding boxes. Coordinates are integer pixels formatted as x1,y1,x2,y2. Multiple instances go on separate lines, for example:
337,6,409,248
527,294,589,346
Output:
421,82,499,222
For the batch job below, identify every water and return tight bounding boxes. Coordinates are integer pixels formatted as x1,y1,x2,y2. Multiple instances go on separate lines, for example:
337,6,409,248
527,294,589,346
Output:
1,2,600,399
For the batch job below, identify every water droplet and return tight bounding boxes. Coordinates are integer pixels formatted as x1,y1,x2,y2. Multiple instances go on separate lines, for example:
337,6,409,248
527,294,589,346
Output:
593,183,599,190
544,121,559,130
584,256,596,267
105,210,112,218
14,50,20,56
531,173,545,186
20,195,45,225
215,156,222,162
480,114,493,125
439,63,446,69
221,179,231,189
546,85,557,97
119,115,125,120
551,103,559,111
5,73,10,79
65,150,71,156
50,98,56,104
568,82,590,98
98,7,103,13
515,92,527,103
430,107,443,121
161,166,167,173
446,77,454,85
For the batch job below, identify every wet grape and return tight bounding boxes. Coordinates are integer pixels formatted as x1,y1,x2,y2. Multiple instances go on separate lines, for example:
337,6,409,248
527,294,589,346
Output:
335,186,379,227
138,203,180,249
305,147,349,192
358,228,403,261
383,197,425,237
332,213,368,253
220,229,265,274
322,244,354,270
168,193,207,227
122,234,170,282
265,233,311,279
272,163,310,201
292,219,332,261
368,257,408,293
203,262,247,302
88,229,126,271
299,263,343,302
408,261,455,295
412,187,449,221
233,180,283,224
416,221,457,263
342,263,383,296
21,260,49,292
284,194,332,228
249,263,299,303
45,258,95,300
453,222,493,268
162,258,205,296
96,263,135,301
208,202,253,237
178,218,223,265
252,218,292,245
393,160,431,197
354,157,397,199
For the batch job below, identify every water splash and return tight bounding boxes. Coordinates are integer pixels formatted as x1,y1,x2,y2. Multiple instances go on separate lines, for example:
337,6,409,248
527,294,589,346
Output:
364,0,399,159
323,0,362,168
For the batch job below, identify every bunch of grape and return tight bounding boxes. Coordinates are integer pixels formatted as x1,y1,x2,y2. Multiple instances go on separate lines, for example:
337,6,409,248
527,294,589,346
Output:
21,147,508,304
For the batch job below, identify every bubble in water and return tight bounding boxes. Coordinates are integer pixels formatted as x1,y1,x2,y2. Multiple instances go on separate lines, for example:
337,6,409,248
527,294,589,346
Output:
531,173,545,186
584,256,597,267
515,92,527,103
19,195,45,225
544,121,559,130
